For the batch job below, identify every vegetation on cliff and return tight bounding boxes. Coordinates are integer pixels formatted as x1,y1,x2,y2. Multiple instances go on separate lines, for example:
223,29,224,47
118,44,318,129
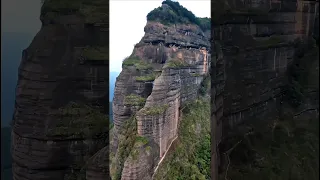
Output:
147,0,210,31
122,57,152,70
219,115,319,180
140,104,169,115
110,116,137,180
41,0,108,23
153,98,211,180
82,46,109,61
47,102,108,139
199,74,211,96
218,38,319,180
165,59,190,68
285,38,318,107
135,72,160,82
124,94,146,106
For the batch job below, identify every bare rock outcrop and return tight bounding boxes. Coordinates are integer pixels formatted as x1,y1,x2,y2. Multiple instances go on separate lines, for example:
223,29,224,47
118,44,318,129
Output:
11,1,109,179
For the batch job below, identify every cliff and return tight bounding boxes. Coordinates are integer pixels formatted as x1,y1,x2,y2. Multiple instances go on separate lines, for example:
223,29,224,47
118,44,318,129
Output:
11,0,110,179
110,1,211,179
211,0,319,179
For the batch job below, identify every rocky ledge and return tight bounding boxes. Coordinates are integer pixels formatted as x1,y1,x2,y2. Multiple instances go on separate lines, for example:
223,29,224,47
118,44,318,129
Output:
110,1,211,179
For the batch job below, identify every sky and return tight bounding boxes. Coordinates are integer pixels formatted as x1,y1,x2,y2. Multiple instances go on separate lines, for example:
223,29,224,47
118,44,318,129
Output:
1,0,42,34
110,0,211,73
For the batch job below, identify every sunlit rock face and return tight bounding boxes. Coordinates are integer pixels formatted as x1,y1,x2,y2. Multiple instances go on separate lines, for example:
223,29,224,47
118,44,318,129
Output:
111,3,211,179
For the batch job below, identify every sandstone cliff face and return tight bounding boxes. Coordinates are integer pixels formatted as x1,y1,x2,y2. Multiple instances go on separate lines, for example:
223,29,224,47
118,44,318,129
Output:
111,4,210,179
211,0,319,177
11,1,109,179
212,0,319,130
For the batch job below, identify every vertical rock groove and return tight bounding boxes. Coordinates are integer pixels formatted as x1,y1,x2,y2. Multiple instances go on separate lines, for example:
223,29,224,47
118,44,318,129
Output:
110,2,211,179
211,0,319,177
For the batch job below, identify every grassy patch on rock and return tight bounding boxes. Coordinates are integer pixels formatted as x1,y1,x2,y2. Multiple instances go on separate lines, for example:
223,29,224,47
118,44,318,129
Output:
124,94,146,106
122,58,152,70
254,36,287,48
82,46,108,60
41,0,108,24
47,102,108,139
165,59,190,68
135,72,161,82
140,104,169,115
111,116,137,180
129,136,150,161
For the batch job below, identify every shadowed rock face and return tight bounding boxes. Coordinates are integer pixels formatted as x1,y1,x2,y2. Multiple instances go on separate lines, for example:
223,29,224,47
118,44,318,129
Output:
214,0,319,127
11,1,109,179
211,0,319,177
111,4,211,179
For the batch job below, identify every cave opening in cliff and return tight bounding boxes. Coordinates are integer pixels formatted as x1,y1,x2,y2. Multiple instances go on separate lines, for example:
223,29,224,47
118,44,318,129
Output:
143,81,154,98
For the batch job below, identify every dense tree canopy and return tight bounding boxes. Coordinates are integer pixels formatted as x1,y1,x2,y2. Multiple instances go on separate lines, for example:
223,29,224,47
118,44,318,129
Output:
147,0,210,31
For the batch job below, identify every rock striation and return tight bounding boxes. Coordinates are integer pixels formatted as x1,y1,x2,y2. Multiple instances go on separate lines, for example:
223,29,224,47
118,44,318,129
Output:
11,1,110,179
110,1,211,179
211,0,319,177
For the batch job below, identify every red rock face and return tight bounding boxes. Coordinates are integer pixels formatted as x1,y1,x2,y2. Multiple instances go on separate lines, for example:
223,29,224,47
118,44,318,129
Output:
11,1,110,179
111,9,211,178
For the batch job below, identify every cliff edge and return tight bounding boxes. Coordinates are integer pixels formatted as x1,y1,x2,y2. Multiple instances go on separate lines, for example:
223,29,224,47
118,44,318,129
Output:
110,1,211,179
11,1,109,179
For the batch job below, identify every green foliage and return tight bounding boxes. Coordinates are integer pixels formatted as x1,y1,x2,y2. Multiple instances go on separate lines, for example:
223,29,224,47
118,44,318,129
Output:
140,104,169,115
41,0,108,23
165,59,189,68
129,148,139,161
129,136,150,161
147,0,210,31
135,73,159,82
219,116,319,180
135,136,149,145
82,46,108,60
154,98,211,180
146,146,152,153
190,73,201,77
122,58,152,70
109,122,114,130
199,74,211,96
285,38,318,107
47,102,108,138
255,36,287,48
124,94,146,106
198,17,211,32
79,1,109,24
111,116,137,180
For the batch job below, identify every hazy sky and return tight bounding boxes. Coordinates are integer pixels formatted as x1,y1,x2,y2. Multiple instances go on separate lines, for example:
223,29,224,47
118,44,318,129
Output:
1,0,42,34
1,0,210,72
110,0,211,73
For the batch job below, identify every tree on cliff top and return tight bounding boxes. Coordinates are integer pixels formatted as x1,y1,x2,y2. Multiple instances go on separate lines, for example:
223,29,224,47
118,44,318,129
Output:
147,0,210,31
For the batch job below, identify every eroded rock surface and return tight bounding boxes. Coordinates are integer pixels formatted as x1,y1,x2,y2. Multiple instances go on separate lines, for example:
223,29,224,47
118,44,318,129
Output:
211,0,319,176
111,3,211,179
214,0,319,126
11,1,109,179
